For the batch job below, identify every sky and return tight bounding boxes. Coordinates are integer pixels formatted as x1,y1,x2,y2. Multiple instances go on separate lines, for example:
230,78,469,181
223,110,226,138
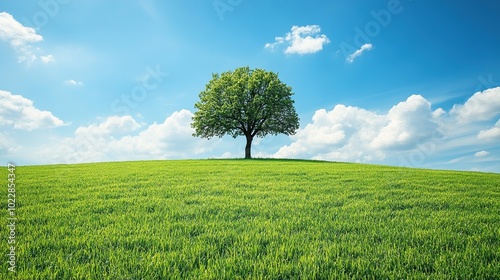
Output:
1,0,500,172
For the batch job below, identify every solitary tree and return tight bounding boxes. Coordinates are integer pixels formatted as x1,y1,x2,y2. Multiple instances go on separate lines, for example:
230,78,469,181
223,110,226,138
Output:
192,66,300,159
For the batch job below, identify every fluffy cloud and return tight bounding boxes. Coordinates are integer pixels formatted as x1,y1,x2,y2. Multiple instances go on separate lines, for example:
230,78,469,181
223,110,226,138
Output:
75,115,141,136
275,94,442,162
450,87,500,123
275,88,500,171
477,119,500,141
371,95,439,149
51,110,219,163
0,12,43,64
265,25,330,55
4,88,499,170
0,90,66,130
275,104,381,161
346,43,373,63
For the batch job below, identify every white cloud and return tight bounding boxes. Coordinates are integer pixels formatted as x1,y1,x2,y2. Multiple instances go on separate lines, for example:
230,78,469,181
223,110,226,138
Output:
76,116,141,136
371,95,439,149
450,87,500,123
0,90,66,130
265,25,330,55
40,54,55,63
65,80,83,86
477,119,500,141
0,12,43,64
49,110,219,163
4,87,499,171
346,43,373,63
274,88,500,171
275,94,442,163
474,151,489,157
275,103,386,162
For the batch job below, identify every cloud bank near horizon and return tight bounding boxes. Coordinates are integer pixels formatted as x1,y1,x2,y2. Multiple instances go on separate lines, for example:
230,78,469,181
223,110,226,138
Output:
2,87,499,172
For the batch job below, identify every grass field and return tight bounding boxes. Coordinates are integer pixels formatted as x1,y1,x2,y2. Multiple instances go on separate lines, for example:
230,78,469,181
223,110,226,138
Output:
1,159,499,279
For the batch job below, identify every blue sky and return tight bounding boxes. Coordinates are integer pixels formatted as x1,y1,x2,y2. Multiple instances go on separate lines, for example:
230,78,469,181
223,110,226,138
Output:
1,0,500,172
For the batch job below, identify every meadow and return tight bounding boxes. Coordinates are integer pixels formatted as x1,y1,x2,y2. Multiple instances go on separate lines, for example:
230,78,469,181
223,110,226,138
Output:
1,159,499,279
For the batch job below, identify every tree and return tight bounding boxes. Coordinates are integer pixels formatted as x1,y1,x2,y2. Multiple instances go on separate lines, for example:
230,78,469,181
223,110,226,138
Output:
192,66,300,159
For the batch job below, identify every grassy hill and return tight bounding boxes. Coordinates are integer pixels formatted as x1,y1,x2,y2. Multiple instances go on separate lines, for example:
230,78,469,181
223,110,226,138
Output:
2,159,499,279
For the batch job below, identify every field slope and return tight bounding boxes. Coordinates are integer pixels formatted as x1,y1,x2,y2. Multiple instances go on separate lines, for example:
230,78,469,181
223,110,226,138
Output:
1,159,499,279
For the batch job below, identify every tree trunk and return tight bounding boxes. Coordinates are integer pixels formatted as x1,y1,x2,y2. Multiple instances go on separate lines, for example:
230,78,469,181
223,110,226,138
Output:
245,134,253,159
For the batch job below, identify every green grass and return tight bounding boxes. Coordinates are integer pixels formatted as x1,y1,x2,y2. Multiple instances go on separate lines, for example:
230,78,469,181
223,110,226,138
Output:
1,159,499,279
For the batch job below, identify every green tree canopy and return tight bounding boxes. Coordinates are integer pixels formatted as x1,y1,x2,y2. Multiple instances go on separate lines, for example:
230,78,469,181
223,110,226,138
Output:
192,66,300,159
